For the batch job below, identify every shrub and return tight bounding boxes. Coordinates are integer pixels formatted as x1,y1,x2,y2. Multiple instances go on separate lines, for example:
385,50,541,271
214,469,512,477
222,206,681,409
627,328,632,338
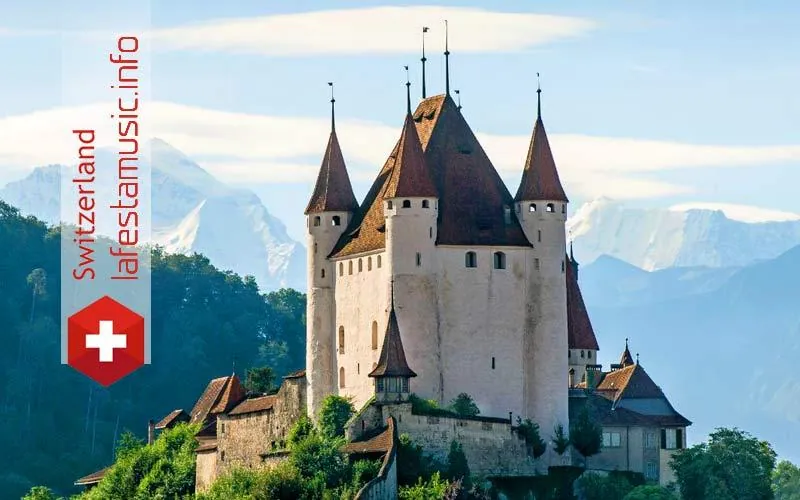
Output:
552,424,570,455
623,484,677,500
445,440,472,490
289,433,349,488
516,417,547,459
449,393,480,417
577,472,633,500
397,434,444,486
399,471,451,500
318,395,355,439
570,407,602,462
287,414,316,449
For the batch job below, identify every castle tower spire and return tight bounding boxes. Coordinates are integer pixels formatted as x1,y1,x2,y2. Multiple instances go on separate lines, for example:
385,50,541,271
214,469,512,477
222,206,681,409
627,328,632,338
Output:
405,65,411,114
305,83,359,214
370,279,417,402
514,76,569,203
620,338,635,367
444,20,450,95
421,27,429,99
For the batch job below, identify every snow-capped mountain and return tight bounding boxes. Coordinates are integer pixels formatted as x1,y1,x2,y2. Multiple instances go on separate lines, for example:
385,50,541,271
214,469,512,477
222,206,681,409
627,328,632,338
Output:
568,198,800,270
0,139,305,291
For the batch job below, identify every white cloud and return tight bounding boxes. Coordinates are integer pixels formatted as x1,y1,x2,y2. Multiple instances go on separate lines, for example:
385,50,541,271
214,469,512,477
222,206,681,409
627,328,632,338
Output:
148,6,596,56
669,203,800,223
0,101,799,203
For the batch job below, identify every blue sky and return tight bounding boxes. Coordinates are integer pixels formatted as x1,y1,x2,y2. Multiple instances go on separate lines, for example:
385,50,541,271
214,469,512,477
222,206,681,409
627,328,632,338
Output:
0,1,799,240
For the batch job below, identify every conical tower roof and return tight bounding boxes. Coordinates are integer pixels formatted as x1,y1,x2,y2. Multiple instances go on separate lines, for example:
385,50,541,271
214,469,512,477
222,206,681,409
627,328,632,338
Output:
305,120,359,214
369,295,417,379
515,89,568,202
384,112,437,199
620,340,635,367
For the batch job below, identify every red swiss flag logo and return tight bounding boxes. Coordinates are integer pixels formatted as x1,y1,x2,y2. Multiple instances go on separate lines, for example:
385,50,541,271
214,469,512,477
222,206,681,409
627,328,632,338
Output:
68,296,145,386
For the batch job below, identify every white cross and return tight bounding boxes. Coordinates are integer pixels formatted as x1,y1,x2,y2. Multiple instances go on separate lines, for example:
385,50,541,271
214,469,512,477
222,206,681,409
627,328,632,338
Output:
85,320,127,362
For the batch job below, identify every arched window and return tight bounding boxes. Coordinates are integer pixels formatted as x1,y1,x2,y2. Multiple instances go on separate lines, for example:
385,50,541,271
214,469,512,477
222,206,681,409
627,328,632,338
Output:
332,216,341,226
493,252,506,270
358,259,363,272
368,257,372,271
562,204,566,214
338,326,345,354
588,350,592,359
321,269,325,278
371,321,379,350
529,203,537,212
339,367,345,388
387,200,393,209
377,255,382,268
313,216,321,226
546,203,555,213
348,261,353,275
580,350,585,358
402,200,411,208
339,263,343,276
422,200,430,208
465,251,477,268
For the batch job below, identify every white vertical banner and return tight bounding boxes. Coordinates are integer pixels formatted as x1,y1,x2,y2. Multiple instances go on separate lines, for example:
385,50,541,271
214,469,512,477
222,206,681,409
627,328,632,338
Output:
59,2,152,386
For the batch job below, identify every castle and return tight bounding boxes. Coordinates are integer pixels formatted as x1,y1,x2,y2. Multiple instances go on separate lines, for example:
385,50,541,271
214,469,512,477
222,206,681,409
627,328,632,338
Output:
75,67,691,497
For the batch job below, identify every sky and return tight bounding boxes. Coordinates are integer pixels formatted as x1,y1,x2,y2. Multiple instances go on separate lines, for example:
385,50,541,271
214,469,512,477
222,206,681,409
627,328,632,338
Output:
0,1,799,241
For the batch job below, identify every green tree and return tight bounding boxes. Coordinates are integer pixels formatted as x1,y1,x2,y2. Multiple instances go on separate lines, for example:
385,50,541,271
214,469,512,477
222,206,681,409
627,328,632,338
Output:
570,407,602,464
671,427,776,500
22,486,62,500
449,393,480,417
289,433,349,488
623,485,677,500
287,414,316,449
114,429,145,460
318,394,355,439
773,460,800,500
26,268,47,324
398,471,451,500
577,472,633,500
516,417,547,459
397,434,443,486
552,423,570,455
244,366,275,394
445,440,471,490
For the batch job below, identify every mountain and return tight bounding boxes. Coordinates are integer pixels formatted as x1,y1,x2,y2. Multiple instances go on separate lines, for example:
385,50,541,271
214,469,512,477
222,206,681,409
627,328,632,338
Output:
569,198,800,270
0,139,305,291
580,245,800,462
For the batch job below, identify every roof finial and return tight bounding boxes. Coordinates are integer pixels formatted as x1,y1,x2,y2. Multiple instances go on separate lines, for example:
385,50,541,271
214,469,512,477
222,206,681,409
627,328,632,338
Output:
444,20,450,95
328,82,335,131
636,353,640,364
455,89,461,110
421,27,429,99
405,65,411,115
390,276,396,311
536,72,542,118
232,355,236,375
570,239,575,262
625,337,629,348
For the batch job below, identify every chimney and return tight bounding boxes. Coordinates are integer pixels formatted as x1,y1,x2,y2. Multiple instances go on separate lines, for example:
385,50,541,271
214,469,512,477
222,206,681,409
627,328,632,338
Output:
147,419,155,445
585,364,603,389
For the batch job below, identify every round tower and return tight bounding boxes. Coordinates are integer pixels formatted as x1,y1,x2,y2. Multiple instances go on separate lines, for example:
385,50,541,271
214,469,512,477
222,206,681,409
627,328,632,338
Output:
384,82,442,402
515,84,570,458
305,87,359,419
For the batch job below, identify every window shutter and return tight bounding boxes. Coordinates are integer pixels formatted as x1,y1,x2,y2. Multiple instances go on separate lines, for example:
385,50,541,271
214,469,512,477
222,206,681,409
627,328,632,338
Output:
676,428,683,449
661,429,667,450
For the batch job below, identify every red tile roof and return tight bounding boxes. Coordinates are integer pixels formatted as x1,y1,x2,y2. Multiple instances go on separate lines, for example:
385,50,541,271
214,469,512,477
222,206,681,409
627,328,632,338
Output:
597,363,664,401
75,467,108,486
515,115,568,202
566,256,600,350
369,304,417,379
331,94,531,257
342,417,397,455
195,438,218,453
189,375,246,425
155,409,189,430
228,394,278,416
383,113,437,199
305,130,359,214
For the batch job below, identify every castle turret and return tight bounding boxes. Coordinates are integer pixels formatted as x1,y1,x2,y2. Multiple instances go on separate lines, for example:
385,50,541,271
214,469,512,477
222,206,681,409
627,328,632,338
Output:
305,88,359,418
369,283,417,403
383,78,441,402
515,83,570,452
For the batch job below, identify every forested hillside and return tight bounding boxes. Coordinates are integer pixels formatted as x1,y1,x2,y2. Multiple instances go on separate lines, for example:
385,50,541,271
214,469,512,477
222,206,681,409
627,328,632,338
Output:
0,200,307,499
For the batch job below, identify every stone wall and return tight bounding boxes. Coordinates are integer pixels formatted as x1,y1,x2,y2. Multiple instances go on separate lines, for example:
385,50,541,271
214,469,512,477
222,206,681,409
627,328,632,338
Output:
372,402,545,477
215,376,306,478
195,449,217,493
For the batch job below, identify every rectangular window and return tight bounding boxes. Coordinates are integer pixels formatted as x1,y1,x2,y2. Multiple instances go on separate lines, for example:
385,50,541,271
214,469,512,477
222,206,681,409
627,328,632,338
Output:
603,432,622,448
416,252,421,266
666,429,677,449
662,428,681,449
376,378,385,392
534,258,540,270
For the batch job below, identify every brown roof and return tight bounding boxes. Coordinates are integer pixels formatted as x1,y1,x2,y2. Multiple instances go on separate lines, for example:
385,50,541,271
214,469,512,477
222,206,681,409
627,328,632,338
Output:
384,113,437,199
369,303,417,378
570,392,690,428
189,375,246,425
228,394,277,416
155,409,189,430
195,438,218,453
342,419,397,455
305,129,359,214
75,467,108,486
597,363,664,401
331,94,531,257
514,110,568,202
566,256,600,350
